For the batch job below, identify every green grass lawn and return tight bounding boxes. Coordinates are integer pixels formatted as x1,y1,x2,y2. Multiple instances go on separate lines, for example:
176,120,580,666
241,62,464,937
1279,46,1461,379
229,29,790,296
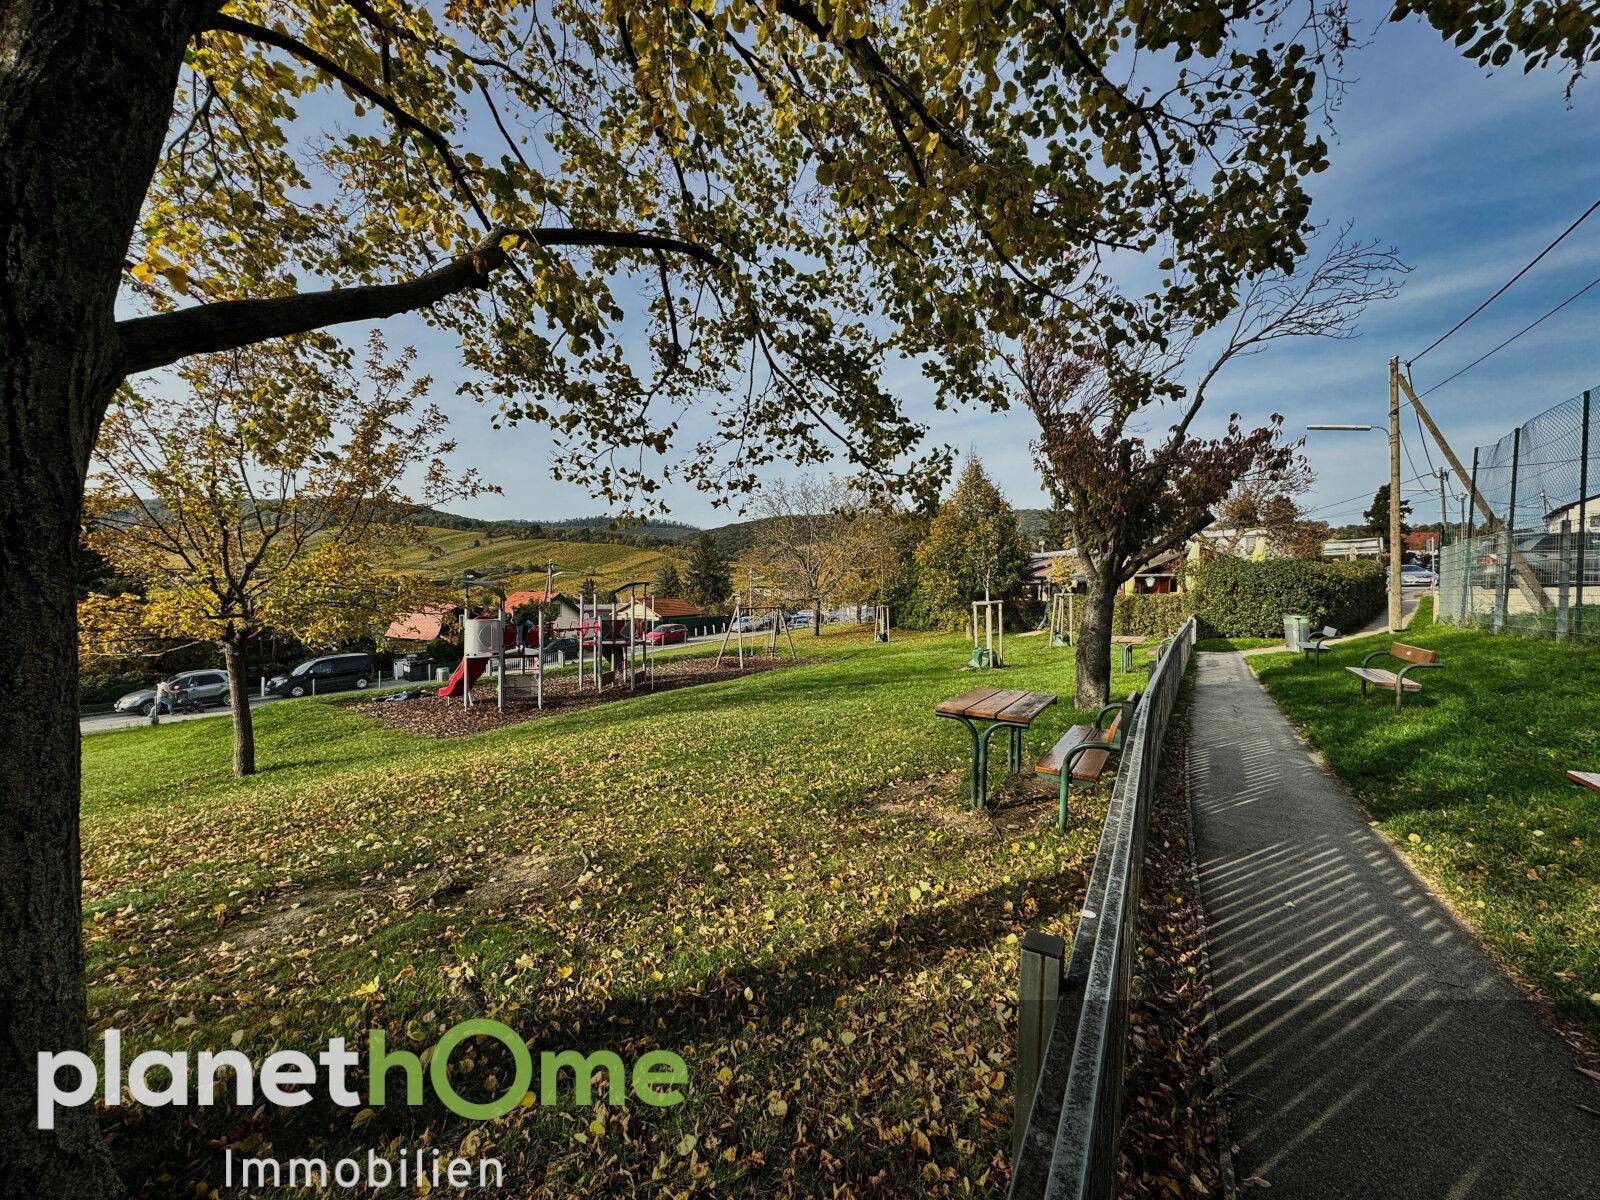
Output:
81,626,1158,1198
1246,602,1600,1038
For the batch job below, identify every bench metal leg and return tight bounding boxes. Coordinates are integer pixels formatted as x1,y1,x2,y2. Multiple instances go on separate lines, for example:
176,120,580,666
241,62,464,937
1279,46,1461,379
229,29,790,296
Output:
1058,772,1071,833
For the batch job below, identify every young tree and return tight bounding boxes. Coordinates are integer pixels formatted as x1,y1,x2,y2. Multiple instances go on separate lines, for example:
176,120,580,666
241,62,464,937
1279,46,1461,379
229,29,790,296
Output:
654,558,684,599
682,534,733,611
1364,483,1413,539
1020,233,1403,705
747,476,872,633
912,459,1030,628
79,335,477,776
1,3,1579,1190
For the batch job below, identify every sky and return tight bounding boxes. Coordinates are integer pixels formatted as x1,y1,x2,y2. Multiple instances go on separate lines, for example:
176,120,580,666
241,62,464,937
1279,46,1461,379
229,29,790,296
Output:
322,5,1600,532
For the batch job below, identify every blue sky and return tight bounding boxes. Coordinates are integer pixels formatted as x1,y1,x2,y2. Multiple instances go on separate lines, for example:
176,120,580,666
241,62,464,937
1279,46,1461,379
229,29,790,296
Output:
367,8,1600,531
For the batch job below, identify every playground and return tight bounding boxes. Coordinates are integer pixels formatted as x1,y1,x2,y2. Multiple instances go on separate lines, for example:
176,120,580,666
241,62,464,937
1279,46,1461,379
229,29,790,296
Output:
76,625,1162,1199
356,652,805,736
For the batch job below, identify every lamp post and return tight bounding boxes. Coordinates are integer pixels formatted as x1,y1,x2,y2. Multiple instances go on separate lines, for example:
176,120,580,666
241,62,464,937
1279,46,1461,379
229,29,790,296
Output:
1306,410,1401,632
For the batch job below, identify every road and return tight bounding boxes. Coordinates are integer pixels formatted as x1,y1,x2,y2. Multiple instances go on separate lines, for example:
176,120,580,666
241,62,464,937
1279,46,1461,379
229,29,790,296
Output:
79,694,282,736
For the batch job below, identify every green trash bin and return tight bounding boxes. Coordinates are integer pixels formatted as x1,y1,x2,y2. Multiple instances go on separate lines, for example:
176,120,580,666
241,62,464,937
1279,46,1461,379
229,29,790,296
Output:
1282,614,1311,652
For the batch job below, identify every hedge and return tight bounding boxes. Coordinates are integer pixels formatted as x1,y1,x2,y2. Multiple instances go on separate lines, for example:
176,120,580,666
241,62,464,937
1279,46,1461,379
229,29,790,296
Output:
1110,593,1191,637
1186,557,1386,638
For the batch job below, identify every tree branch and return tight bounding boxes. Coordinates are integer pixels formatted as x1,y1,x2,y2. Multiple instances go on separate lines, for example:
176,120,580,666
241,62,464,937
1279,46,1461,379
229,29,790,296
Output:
117,225,721,376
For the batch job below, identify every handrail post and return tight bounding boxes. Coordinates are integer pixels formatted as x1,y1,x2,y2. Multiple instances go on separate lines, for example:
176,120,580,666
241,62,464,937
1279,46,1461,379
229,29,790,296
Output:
1013,930,1066,1164
1495,426,1520,633
1462,448,1478,625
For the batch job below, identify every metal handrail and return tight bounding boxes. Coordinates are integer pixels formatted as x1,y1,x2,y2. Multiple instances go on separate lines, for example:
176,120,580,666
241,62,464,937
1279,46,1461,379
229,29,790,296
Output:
1009,617,1197,1200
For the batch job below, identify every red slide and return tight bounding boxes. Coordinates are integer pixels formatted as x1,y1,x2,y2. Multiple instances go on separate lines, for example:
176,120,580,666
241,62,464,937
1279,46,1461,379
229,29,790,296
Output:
437,656,489,698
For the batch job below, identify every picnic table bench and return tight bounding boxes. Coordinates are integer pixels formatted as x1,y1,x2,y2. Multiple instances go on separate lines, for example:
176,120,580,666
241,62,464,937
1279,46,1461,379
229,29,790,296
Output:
1568,771,1600,795
1035,692,1139,831
1300,625,1339,662
935,688,1057,811
1346,642,1442,712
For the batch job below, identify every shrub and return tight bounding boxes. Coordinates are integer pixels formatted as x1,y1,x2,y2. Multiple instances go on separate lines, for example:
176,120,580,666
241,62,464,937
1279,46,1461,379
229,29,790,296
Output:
1187,557,1385,638
1111,593,1190,637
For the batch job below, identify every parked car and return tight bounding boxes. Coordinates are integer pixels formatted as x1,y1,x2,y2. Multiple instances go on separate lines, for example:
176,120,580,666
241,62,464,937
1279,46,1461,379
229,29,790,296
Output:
645,623,689,646
265,653,374,698
1400,566,1438,587
733,614,772,632
113,669,231,716
540,636,579,662
789,610,815,628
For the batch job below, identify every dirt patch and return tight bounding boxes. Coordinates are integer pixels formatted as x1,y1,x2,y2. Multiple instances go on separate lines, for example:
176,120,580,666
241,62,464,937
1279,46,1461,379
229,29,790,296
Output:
351,654,808,737
217,853,586,952
872,768,1083,836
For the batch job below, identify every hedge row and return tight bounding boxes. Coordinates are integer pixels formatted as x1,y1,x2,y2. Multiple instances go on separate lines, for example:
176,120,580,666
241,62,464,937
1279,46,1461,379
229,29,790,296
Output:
1110,593,1191,637
1186,557,1386,638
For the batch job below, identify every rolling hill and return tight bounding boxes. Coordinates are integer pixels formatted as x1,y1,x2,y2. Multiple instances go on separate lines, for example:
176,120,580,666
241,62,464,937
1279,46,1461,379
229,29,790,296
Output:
395,528,668,598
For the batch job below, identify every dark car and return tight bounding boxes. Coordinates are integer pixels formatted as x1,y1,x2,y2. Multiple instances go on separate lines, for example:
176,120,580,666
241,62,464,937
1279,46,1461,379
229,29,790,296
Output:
265,653,374,698
644,623,688,646
540,636,579,662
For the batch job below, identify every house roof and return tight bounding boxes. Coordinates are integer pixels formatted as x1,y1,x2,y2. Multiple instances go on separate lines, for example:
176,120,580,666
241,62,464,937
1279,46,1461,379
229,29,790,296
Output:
642,596,706,619
503,589,573,613
385,605,447,642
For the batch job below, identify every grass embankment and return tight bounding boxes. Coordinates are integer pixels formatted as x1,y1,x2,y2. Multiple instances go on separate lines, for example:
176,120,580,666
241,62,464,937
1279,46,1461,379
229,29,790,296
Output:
1247,602,1600,1041
83,626,1158,1198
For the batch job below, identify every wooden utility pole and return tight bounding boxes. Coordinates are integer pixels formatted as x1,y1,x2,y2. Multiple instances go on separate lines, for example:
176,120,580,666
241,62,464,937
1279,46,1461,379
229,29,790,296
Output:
1396,371,1551,612
1388,358,1403,633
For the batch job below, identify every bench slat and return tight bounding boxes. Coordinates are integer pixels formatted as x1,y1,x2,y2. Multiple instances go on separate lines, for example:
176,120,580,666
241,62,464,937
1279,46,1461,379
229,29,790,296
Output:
996,691,1055,723
1036,726,1114,782
935,687,1004,716
1391,642,1438,666
1345,666,1422,691
1568,770,1600,795
967,689,1032,720
1036,725,1093,777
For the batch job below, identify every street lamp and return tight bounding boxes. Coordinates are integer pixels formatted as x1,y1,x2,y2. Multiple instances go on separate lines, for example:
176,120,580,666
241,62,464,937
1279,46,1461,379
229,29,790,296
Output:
1306,406,1402,634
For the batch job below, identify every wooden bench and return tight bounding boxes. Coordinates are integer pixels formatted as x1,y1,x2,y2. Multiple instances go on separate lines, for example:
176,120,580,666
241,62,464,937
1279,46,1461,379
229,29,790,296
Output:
1035,692,1139,831
1300,626,1338,662
1345,642,1442,712
1568,770,1600,795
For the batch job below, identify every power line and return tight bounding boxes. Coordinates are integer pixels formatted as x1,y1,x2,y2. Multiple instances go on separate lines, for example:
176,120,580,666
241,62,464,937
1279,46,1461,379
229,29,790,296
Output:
1409,196,1600,366
1417,270,1600,398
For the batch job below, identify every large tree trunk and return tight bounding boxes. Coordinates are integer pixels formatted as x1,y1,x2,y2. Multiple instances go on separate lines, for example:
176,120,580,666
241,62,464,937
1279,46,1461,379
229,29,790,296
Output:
221,634,255,777
2,6,195,1196
1075,573,1117,709
812,598,822,635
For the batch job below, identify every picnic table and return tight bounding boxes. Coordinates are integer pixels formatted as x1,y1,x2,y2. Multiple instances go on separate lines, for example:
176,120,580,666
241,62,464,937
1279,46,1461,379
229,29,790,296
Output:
1111,635,1143,673
935,687,1057,810
1568,770,1600,794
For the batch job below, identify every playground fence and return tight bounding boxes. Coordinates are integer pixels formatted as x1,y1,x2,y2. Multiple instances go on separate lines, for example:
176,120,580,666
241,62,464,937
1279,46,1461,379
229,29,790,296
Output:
1008,616,1196,1200
1435,387,1600,642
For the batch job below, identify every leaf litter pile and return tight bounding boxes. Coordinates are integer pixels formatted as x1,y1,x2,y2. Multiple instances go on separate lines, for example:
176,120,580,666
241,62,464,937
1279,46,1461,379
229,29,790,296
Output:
80,629,1225,1197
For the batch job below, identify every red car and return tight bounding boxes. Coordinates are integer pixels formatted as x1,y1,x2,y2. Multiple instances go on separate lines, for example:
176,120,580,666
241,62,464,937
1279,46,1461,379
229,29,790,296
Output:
645,623,689,646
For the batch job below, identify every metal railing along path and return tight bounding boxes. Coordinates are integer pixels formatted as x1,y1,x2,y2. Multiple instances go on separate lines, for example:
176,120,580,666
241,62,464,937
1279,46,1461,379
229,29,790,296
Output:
1009,617,1196,1200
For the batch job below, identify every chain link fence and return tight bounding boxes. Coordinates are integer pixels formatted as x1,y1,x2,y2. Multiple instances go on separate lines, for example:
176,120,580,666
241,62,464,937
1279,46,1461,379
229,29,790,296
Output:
1437,388,1600,640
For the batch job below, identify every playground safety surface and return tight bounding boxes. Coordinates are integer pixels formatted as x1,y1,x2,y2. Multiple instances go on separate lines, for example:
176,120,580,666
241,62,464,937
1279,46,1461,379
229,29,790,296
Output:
352,654,809,737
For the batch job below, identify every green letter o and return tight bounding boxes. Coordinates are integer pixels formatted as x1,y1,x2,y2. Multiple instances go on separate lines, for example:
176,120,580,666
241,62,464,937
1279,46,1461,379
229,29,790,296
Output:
430,1020,532,1120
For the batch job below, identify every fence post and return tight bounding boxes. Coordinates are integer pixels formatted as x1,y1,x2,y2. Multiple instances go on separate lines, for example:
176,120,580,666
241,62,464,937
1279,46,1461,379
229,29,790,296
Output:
1495,427,1521,632
1462,448,1478,626
1013,930,1066,1164
1558,520,1572,640
1578,391,1590,637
